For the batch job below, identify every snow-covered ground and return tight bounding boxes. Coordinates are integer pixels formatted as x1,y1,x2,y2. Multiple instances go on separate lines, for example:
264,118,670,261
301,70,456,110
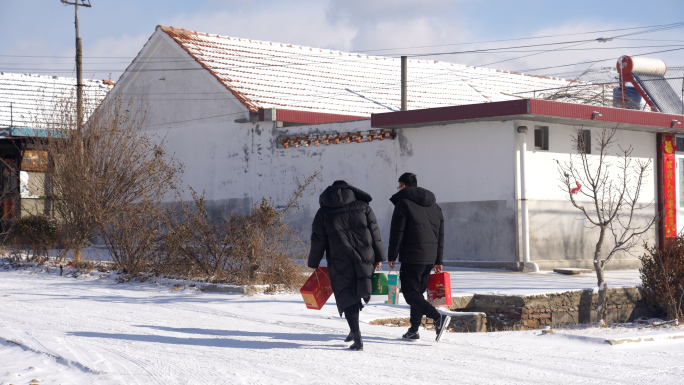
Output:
1,264,683,385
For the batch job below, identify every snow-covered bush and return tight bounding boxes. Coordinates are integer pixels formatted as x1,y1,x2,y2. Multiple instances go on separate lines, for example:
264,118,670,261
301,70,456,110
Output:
639,239,684,321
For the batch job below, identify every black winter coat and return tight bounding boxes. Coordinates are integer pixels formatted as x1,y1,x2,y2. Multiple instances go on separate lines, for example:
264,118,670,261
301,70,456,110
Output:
308,184,386,315
388,187,444,265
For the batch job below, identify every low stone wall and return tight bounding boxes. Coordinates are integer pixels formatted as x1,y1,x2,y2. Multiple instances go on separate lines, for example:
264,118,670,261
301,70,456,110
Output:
449,287,652,331
370,312,487,333
203,284,273,295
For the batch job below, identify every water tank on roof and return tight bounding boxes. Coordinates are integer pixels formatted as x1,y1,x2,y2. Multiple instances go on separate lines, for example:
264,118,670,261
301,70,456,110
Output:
613,86,643,110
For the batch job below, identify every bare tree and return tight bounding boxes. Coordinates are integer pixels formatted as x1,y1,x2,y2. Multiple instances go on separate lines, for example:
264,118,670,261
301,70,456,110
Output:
540,68,613,106
35,92,182,264
557,127,657,324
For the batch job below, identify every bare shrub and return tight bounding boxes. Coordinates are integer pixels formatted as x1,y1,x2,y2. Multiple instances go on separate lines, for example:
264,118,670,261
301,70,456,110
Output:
156,191,235,279
157,173,319,288
34,92,182,264
640,238,684,321
7,215,59,261
98,199,165,275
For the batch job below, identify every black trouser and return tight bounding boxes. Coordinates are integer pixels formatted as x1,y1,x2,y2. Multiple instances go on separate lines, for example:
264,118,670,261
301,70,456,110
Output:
400,263,441,332
344,303,360,333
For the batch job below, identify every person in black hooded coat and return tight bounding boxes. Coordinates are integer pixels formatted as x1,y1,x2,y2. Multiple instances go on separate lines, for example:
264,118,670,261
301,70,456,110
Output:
308,180,386,351
387,172,451,343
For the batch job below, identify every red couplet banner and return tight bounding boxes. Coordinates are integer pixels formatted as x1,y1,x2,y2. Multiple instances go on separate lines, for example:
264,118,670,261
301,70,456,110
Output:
660,134,677,243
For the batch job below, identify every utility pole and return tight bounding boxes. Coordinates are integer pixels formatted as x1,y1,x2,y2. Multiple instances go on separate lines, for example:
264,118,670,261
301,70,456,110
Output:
61,0,91,130
401,56,407,111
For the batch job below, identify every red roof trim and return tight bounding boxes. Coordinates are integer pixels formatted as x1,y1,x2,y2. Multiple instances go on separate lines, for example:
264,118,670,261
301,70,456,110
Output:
529,99,683,127
259,109,368,124
371,99,683,129
371,100,529,127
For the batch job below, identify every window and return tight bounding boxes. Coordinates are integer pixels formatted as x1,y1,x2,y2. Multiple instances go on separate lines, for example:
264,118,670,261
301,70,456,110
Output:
534,126,549,150
578,129,591,154
676,137,684,153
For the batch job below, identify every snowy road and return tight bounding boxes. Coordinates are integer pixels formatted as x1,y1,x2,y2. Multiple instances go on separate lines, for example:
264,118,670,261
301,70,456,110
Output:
1,268,683,384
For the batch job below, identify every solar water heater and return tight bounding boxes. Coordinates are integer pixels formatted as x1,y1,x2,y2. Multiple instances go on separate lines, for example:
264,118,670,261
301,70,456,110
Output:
617,55,683,115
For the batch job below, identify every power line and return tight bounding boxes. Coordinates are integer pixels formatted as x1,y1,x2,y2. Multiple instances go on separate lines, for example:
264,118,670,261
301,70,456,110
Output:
4,42,682,74
354,21,684,54
4,20,684,60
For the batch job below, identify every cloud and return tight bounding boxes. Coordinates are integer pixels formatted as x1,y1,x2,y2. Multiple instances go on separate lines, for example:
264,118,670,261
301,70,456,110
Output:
326,0,465,53
163,0,356,52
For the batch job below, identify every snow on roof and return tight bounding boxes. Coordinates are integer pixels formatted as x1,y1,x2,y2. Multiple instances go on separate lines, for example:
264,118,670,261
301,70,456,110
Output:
160,25,587,116
0,72,113,129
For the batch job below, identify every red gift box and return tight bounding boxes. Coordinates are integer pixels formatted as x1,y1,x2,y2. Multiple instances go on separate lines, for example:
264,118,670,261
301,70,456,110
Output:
300,267,333,310
427,272,452,307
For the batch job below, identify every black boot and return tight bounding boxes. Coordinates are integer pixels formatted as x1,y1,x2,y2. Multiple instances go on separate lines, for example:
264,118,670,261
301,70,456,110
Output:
349,332,363,351
344,331,353,342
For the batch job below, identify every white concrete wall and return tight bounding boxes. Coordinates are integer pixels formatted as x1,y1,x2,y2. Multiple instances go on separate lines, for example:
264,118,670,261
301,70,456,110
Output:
515,121,657,268
112,30,254,207
245,120,519,264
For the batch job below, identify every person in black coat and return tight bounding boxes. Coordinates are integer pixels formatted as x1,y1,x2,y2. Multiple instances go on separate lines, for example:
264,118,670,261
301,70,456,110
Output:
308,180,386,351
387,172,451,342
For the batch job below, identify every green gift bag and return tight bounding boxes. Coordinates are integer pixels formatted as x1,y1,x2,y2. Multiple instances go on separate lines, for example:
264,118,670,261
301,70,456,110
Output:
371,267,389,295
385,268,400,305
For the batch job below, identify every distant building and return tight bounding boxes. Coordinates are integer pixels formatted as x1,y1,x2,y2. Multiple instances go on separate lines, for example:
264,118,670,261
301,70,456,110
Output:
0,72,112,219
106,26,684,270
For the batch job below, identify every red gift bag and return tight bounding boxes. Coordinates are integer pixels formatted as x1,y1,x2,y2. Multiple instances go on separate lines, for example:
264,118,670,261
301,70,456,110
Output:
300,267,333,310
427,272,452,307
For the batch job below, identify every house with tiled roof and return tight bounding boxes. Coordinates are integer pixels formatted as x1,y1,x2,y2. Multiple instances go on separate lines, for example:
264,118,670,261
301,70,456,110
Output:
108,25,683,270
0,72,112,219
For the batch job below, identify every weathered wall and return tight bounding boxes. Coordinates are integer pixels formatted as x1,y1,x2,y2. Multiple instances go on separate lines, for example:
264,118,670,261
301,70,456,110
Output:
253,120,519,264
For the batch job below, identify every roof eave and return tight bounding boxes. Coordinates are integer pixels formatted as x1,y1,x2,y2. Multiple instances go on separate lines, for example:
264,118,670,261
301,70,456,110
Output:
371,99,684,133
258,108,368,125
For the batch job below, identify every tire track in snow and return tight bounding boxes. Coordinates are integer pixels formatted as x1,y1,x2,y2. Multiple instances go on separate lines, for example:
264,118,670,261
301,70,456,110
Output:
92,342,168,385
0,331,106,376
